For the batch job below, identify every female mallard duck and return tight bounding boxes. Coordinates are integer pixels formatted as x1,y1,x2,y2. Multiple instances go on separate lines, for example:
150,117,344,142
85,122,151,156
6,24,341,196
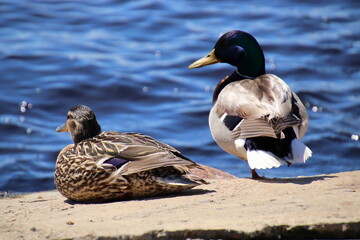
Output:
189,30,312,179
55,105,207,202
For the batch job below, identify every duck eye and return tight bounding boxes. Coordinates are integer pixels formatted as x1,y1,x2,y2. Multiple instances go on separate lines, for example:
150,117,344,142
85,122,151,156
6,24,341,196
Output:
207,54,211,57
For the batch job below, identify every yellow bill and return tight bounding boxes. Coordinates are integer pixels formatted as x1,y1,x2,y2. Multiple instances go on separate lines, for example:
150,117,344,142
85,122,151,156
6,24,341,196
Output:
188,49,220,69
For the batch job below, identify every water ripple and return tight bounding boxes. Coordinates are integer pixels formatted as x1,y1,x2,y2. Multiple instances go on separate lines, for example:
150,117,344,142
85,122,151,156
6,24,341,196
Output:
0,0,359,191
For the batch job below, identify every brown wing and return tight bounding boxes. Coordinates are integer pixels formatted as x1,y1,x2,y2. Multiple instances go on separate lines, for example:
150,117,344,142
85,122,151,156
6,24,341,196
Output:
74,131,199,175
215,74,308,139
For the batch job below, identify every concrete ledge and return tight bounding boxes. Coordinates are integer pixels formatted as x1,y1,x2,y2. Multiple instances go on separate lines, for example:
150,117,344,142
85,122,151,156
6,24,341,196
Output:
1,170,359,239
79,222,360,240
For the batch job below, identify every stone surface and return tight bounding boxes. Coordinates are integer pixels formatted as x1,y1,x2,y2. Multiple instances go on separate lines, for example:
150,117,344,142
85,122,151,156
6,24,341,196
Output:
1,170,359,239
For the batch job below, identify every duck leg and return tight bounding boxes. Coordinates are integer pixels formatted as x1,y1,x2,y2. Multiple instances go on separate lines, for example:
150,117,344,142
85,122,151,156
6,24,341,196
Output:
251,169,263,179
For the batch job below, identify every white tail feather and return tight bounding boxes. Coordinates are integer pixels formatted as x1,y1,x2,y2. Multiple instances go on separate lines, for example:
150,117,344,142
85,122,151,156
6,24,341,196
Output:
247,150,283,170
246,139,312,170
291,139,312,163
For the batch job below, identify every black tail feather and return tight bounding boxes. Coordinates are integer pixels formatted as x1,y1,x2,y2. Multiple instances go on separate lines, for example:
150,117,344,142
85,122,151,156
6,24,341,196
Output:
245,128,296,158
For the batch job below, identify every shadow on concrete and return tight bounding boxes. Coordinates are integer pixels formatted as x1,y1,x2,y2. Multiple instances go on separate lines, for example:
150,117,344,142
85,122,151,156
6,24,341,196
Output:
254,175,337,185
64,188,215,205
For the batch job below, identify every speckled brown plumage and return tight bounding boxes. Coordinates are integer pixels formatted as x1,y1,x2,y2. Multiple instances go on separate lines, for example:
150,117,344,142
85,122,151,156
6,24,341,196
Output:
55,105,207,203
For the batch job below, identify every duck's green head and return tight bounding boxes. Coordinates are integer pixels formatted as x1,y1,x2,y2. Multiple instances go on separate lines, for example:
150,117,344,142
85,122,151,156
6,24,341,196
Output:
189,30,265,79
56,105,101,144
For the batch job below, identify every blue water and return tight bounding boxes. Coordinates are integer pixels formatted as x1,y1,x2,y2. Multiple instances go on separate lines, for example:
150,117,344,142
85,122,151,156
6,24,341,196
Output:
1,0,359,193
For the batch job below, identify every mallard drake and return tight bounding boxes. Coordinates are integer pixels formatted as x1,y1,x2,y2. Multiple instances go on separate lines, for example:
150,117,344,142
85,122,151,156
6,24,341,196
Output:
189,30,312,179
55,105,207,202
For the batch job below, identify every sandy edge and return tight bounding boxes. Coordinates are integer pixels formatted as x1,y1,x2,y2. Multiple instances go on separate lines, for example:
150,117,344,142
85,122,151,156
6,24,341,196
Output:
1,170,359,239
